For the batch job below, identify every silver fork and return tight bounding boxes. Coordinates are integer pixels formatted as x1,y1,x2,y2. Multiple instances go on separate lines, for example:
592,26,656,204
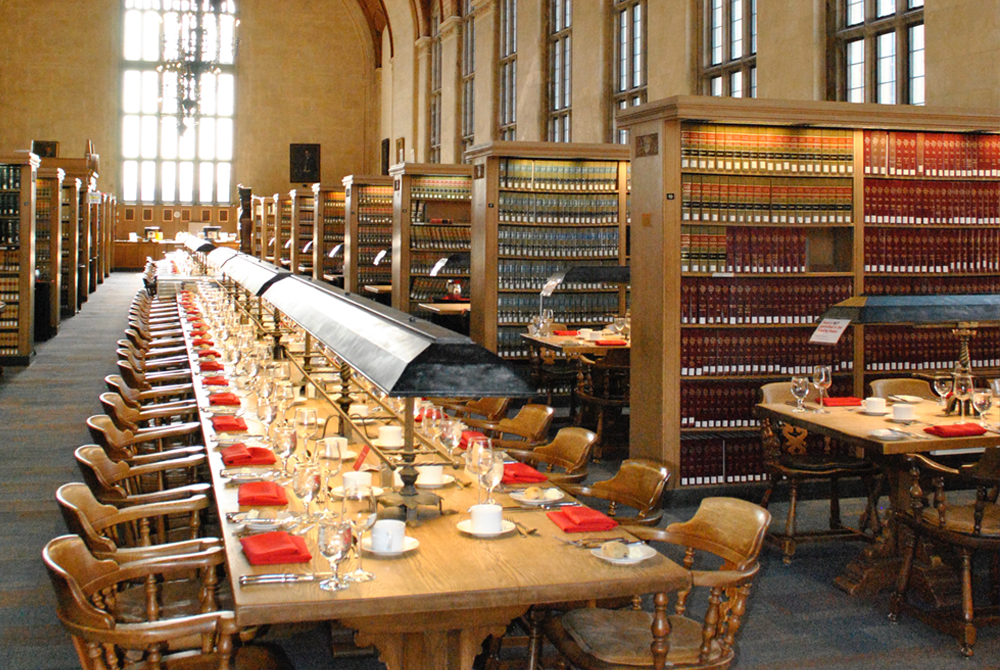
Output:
504,516,537,537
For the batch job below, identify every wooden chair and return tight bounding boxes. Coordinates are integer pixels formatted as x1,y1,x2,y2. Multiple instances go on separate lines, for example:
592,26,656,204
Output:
870,378,937,401
118,337,191,363
117,359,193,391
435,397,511,422
540,497,771,670
574,348,630,459
560,458,671,527
43,535,292,670
758,381,883,564
889,449,1000,657
528,324,578,419
118,345,191,375
99,392,198,432
75,445,209,507
124,326,187,351
104,374,198,412
87,414,204,461
503,427,597,486
464,403,555,449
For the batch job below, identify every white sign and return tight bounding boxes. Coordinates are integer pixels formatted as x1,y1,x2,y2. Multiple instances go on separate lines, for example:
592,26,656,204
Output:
87,192,101,205
810,318,852,345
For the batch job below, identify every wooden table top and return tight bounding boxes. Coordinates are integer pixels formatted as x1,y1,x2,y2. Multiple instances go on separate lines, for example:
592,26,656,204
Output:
363,284,393,295
522,332,631,355
418,302,471,315
757,400,1000,456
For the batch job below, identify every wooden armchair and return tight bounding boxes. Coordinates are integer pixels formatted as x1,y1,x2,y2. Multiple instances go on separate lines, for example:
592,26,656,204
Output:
889,449,1000,657
528,325,578,418
75,445,209,507
118,337,190,359
870,378,937,401
124,326,187,351
574,348,630,459
105,373,195,407
99,392,199,433
541,497,770,670
504,427,597,486
758,381,883,564
118,338,191,367
117,359,193,392
463,403,555,449
560,458,671,527
118,346,192,375
434,397,511,422
87,414,204,462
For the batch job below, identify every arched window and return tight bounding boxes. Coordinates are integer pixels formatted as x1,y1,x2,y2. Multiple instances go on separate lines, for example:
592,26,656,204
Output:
121,0,237,205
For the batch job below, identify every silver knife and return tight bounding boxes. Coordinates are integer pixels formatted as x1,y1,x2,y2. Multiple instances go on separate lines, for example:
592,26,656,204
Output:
239,573,330,586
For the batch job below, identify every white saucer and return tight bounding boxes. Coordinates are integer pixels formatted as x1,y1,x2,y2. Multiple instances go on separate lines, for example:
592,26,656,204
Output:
859,410,890,416
361,536,420,556
329,485,385,498
590,543,657,565
416,474,456,489
318,449,356,461
229,512,297,532
892,395,927,404
372,439,405,451
510,488,565,505
456,519,516,538
887,418,918,425
868,429,909,441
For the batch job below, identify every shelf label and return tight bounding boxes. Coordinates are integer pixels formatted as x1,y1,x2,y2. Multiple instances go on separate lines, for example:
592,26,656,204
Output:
810,318,851,346
87,192,101,205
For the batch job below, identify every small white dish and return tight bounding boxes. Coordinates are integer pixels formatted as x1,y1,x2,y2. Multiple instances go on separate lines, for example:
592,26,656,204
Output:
590,543,657,565
868,429,910,441
510,488,565,505
415,474,456,489
360,536,420,556
892,395,927,404
456,519,516,538
329,485,385,498
372,438,405,451
229,512,296,532
320,449,356,461
887,418,918,425
858,410,890,417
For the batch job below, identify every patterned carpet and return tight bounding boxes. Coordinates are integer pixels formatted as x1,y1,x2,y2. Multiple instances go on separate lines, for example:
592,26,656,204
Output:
0,272,995,670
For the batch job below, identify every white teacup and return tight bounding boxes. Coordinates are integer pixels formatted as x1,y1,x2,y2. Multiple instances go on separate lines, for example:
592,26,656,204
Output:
892,403,915,421
469,503,503,534
416,464,444,486
319,436,348,460
349,403,369,417
370,519,406,553
578,328,593,340
587,330,605,341
377,425,404,447
342,470,372,491
862,397,886,414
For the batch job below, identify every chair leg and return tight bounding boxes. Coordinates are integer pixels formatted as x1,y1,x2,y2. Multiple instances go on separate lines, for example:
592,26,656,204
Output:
760,475,776,509
526,607,545,670
782,480,799,565
889,529,917,622
859,474,883,537
959,549,976,658
829,477,843,530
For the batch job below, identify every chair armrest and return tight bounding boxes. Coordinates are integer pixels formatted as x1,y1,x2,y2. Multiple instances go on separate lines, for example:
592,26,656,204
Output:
493,437,542,450
689,563,760,589
128,452,206,477
94,546,225,591
95,494,210,531
132,421,203,442
137,405,199,422
102,612,236,648
128,446,205,465
114,483,212,506
137,384,195,401
110,538,223,563
142,369,193,383
461,417,502,432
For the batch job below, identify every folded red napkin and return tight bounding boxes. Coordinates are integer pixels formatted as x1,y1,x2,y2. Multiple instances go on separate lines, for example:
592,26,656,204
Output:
203,376,228,386
198,349,222,358
596,339,628,346
553,330,579,336
186,316,201,322
822,397,863,407
190,328,208,336
192,338,214,346
191,321,206,329
238,481,288,506
547,506,619,533
200,361,224,372
212,415,248,432
239,531,311,565
503,462,548,484
458,430,487,449
209,392,241,406
221,444,277,466
923,423,987,438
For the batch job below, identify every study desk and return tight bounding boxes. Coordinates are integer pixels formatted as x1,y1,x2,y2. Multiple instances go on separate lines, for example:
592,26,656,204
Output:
521,332,631,356
417,301,471,315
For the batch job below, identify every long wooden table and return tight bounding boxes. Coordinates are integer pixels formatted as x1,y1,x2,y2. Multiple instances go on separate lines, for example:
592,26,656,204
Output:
522,331,631,355
181,297,686,670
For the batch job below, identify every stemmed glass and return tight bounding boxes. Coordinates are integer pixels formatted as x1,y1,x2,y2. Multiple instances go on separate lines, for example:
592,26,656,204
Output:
465,437,495,505
317,438,345,514
790,376,810,412
294,407,319,462
954,374,975,421
341,485,378,583
274,425,296,475
317,519,353,592
812,365,833,413
933,375,954,409
276,381,296,427
613,316,628,339
972,388,993,427
484,457,505,504
292,463,320,520
439,418,464,457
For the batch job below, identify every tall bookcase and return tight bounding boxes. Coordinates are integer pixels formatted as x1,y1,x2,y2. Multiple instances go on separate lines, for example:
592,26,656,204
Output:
35,167,64,340
59,177,81,317
389,163,473,314
465,141,631,359
289,189,315,276
275,193,293,269
0,154,39,365
312,184,345,284
342,175,393,293
263,194,278,263
250,195,265,259
618,95,1000,488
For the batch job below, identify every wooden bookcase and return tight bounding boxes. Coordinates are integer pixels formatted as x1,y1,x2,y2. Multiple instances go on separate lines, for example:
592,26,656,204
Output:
617,95,1000,487
264,195,278,262
342,175,393,293
250,195,265,259
35,167,63,340
311,184,345,284
0,154,39,364
389,163,473,314
59,177,81,317
289,188,315,276
465,141,631,359
275,193,293,269
42,155,97,311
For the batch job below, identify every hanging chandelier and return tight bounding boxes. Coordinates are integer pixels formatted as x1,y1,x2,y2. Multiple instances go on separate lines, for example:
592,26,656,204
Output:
157,0,238,133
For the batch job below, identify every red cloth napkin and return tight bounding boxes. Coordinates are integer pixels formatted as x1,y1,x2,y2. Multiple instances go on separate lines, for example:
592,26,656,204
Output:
190,321,206,329
458,430,487,449
239,531,311,565
211,415,248,432
186,316,202,322
192,338,214,346
553,330,579,336
209,392,241,406
190,329,208,337
221,444,277,466
596,339,628,346
547,507,619,533
923,423,987,438
198,350,222,358
503,463,548,484
238,481,288,506
203,376,228,386
822,397,863,407
200,361,224,372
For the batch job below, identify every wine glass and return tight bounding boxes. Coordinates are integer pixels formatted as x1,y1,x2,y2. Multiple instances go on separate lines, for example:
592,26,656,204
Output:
294,407,319,462
933,375,954,409
812,365,833,413
292,464,320,520
790,376,810,412
273,425,296,474
317,519,353,592
465,437,495,505
317,438,344,515
439,418,464,457
276,381,296,427
484,458,505,504
954,374,974,420
972,388,993,427
613,316,628,338
341,485,378,583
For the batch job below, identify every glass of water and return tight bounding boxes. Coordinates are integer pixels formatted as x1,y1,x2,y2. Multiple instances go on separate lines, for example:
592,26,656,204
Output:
790,376,810,412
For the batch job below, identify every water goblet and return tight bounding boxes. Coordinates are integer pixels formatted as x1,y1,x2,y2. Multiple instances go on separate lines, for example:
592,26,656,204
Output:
273,425,296,474
317,520,353,592
972,388,993,427
294,407,319,462
465,437,495,505
341,485,378,583
292,464,320,520
440,418,464,457
276,380,296,427
933,375,953,408
613,316,628,338
790,375,810,412
484,458,505,504
812,365,833,413
954,373,974,420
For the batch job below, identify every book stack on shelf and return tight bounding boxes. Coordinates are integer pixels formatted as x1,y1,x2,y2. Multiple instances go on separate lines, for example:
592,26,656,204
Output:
0,155,38,364
312,185,345,283
343,176,392,293
275,194,293,269
35,168,64,340
467,142,631,361
250,195,265,259
59,178,80,316
390,164,473,314
290,189,314,275
264,196,277,262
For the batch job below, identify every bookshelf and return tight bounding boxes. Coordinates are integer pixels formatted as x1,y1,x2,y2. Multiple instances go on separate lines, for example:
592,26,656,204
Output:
41,154,98,311
264,194,278,263
35,167,63,340
342,175,393,293
312,184,345,284
250,195,265,259
0,154,39,365
618,95,1000,487
275,193,293,270
59,177,81,317
289,189,315,276
389,163,473,315
465,141,631,359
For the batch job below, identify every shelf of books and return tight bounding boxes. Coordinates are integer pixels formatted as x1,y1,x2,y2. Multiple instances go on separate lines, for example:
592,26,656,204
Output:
41,153,97,312
35,167,63,340
342,175,393,293
389,163,473,315
289,189,315,276
250,195,265,259
275,194,293,270
264,195,278,262
617,95,1000,487
59,178,81,317
312,184,345,284
0,154,39,365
